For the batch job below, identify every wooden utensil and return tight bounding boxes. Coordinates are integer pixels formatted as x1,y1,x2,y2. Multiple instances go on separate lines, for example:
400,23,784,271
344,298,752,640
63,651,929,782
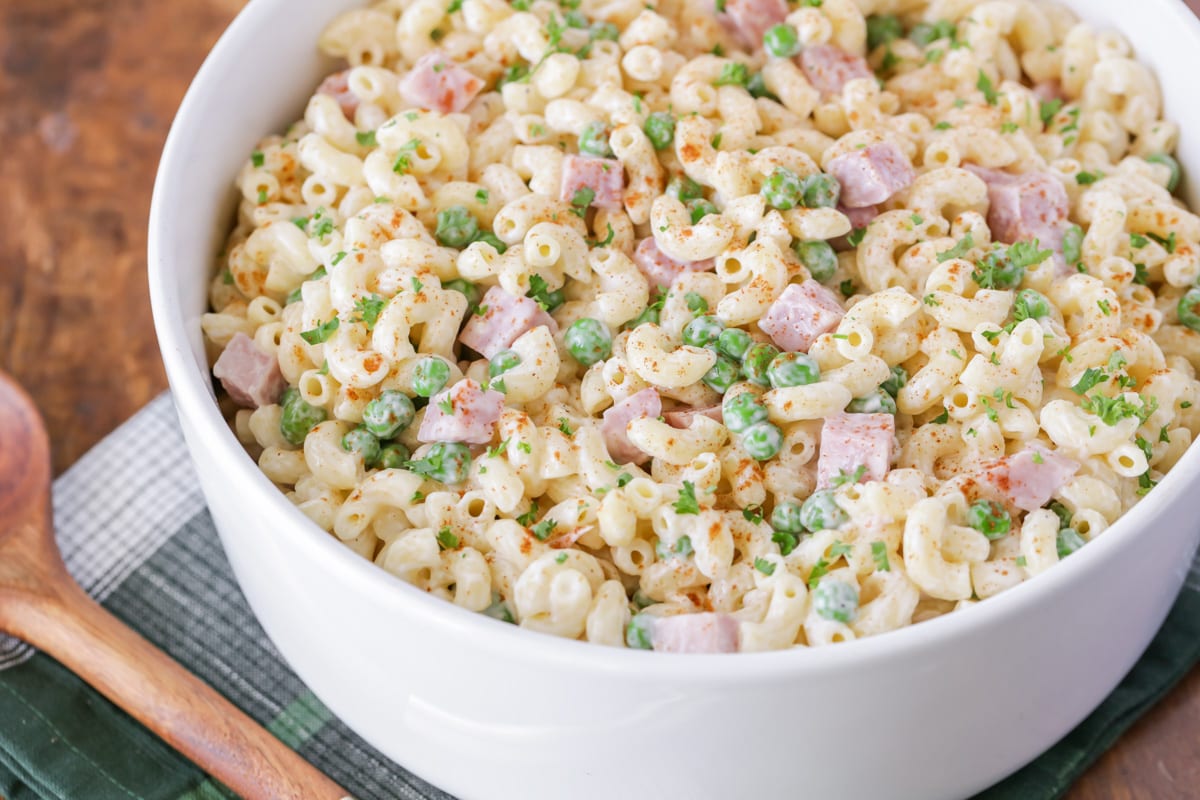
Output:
0,370,353,800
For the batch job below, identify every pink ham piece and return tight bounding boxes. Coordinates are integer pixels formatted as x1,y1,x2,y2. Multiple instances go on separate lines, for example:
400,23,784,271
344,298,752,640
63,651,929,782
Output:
718,0,787,51
816,413,895,489
978,445,1080,512
601,388,661,465
212,332,287,409
560,155,624,211
1032,80,1065,104
633,237,714,290
458,286,557,359
653,613,740,654
827,142,916,208
398,52,484,114
799,45,873,96
757,280,845,353
964,165,1069,247
417,379,505,445
840,203,879,230
317,70,360,121
664,405,723,429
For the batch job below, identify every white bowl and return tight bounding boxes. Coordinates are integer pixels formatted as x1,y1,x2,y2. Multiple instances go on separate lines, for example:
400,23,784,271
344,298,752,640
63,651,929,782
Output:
148,3,1200,798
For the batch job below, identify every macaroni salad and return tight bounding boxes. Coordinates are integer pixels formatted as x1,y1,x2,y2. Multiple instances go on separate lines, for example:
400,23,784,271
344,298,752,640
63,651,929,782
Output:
204,0,1200,652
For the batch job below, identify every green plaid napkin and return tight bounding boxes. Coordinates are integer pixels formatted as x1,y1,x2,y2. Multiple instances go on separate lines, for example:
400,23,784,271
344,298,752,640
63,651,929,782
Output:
2,394,1197,800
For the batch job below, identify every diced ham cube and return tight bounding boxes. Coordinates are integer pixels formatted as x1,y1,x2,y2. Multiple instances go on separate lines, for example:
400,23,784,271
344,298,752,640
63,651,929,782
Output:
826,143,916,208
757,280,845,353
417,379,505,445
601,388,661,465
663,405,723,429
653,613,740,654
398,52,484,114
560,155,624,211
978,445,1079,513
212,332,287,409
458,286,557,359
816,413,895,489
964,165,1069,247
717,0,788,51
840,204,879,230
799,45,873,96
317,70,360,121
632,237,713,290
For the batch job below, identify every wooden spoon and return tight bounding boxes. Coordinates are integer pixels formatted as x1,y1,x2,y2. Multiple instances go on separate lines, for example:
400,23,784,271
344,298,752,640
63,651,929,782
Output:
0,370,353,800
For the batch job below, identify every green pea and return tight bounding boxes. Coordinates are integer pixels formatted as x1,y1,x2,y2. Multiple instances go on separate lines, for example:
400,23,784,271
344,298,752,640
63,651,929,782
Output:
408,441,471,484
881,365,907,398
800,489,847,532
763,23,801,58
741,420,783,461
565,317,612,366
683,314,725,348
341,427,382,467
1013,288,1051,322
434,205,479,248
362,390,416,438
767,352,821,388
967,499,1012,541
412,357,450,397
482,596,515,623
590,21,619,41
1146,153,1181,193
667,175,705,202
812,579,859,623
793,240,838,282
688,199,719,225
760,167,803,210
489,350,521,377
799,173,841,209
625,613,654,649
578,120,614,157
722,391,769,433
684,292,709,314
741,342,780,387
847,389,897,414
702,354,741,394
714,61,749,88
865,14,903,50
378,442,411,470
643,112,676,151
716,328,753,360
1178,287,1200,332
1056,527,1086,559
443,278,481,311
770,501,804,534
279,388,327,446
1062,224,1084,266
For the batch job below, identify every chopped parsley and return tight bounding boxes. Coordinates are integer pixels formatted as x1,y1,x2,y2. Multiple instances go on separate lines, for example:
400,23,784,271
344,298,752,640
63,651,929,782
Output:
847,227,867,247
299,316,339,345
352,294,387,330
436,527,459,550
557,417,574,436
976,70,998,105
673,481,701,515
1071,367,1107,395
1148,231,1177,254
742,504,764,525
531,518,559,540
831,465,866,487
516,501,539,527
1075,170,1103,185
355,130,377,147
936,231,974,262
871,541,890,572
437,396,454,415
753,557,776,576
251,150,265,167
570,186,595,217
392,138,422,174
1039,98,1063,127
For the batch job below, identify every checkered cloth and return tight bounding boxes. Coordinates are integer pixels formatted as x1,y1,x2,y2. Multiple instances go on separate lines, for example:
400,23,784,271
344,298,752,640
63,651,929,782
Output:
1,394,1198,799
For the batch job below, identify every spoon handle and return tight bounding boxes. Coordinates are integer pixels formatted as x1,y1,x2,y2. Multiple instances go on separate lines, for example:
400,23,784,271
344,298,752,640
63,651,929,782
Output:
10,573,352,800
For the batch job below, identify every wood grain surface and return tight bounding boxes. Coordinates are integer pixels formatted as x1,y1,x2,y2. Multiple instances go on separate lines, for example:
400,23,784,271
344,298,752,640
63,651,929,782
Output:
0,1,1198,797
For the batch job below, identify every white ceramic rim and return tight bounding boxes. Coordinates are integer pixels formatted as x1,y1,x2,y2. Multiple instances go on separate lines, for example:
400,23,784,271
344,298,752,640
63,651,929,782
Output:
148,0,1200,680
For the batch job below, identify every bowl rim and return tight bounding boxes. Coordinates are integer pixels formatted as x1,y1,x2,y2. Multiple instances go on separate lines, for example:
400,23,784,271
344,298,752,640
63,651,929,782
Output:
148,0,1200,680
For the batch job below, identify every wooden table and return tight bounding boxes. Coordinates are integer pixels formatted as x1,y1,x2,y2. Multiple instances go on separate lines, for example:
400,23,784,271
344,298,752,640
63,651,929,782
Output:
1,1,1198,797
